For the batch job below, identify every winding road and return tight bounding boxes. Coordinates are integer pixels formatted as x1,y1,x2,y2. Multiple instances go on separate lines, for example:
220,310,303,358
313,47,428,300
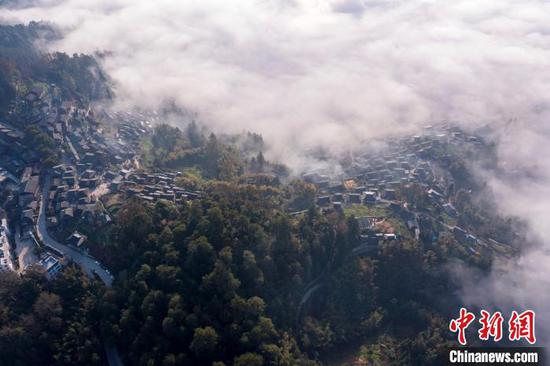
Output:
37,175,123,366
295,244,378,326
37,176,114,285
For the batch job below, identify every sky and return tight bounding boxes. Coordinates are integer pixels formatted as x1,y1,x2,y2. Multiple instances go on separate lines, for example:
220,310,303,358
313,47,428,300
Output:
2,0,550,345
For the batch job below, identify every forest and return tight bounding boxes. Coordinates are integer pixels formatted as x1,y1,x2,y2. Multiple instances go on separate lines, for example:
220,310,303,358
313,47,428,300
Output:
94,177,462,365
0,22,111,117
0,267,106,365
0,114,491,365
0,22,502,366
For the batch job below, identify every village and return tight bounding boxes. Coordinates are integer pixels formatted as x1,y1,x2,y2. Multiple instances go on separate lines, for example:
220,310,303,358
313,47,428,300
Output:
0,79,519,366
0,82,509,282
0,83,202,280
302,125,508,258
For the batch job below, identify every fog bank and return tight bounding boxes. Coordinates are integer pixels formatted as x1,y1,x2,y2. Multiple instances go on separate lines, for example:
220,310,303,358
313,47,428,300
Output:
3,0,550,345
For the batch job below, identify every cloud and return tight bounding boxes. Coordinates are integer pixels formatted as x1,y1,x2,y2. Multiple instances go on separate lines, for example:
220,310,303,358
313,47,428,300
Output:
3,0,550,344
3,0,550,168
456,123,550,344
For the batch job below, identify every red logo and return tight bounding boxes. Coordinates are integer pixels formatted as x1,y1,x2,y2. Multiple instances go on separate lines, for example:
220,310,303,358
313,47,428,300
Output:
449,307,476,345
508,310,536,344
450,308,536,345
478,310,503,342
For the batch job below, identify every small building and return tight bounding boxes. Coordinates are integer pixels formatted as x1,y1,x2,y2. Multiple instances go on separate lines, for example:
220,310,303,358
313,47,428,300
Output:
20,175,40,205
427,188,444,203
66,231,87,248
39,255,63,279
383,189,397,201
348,193,362,204
442,203,458,217
363,191,377,205
453,226,468,244
110,180,122,192
60,208,75,225
328,184,344,194
384,233,397,241
317,196,331,206
466,234,478,245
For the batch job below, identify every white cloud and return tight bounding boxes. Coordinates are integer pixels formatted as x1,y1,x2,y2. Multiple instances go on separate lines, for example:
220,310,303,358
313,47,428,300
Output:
3,0,550,343
3,0,550,168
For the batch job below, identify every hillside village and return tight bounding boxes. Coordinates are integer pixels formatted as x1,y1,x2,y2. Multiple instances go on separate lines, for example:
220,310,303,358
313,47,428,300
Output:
0,10,541,366
0,82,211,279
302,125,511,259
0,80,512,283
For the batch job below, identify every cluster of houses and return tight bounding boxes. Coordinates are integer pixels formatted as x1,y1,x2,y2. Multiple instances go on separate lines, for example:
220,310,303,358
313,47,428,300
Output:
43,166,203,246
1,84,491,277
103,109,155,155
0,162,69,275
1,206,63,276
305,125,487,249
0,83,159,275
66,111,147,168
16,83,151,172
19,166,41,231
117,170,201,204
51,102,138,168
19,84,70,144
45,164,112,234
452,226,478,246
10,84,157,239
0,122,34,173
307,152,437,212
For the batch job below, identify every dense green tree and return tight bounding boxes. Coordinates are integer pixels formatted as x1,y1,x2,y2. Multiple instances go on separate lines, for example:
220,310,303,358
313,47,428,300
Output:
190,326,219,359
0,267,105,366
234,352,264,366
186,121,204,148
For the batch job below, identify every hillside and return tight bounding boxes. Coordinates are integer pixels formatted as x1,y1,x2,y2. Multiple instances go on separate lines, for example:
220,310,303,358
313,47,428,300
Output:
0,22,112,117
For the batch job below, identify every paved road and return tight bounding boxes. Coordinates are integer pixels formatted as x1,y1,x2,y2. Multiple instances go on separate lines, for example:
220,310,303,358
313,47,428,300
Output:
37,176,113,285
37,175,122,365
295,282,323,325
105,344,124,366
296,244,378,326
